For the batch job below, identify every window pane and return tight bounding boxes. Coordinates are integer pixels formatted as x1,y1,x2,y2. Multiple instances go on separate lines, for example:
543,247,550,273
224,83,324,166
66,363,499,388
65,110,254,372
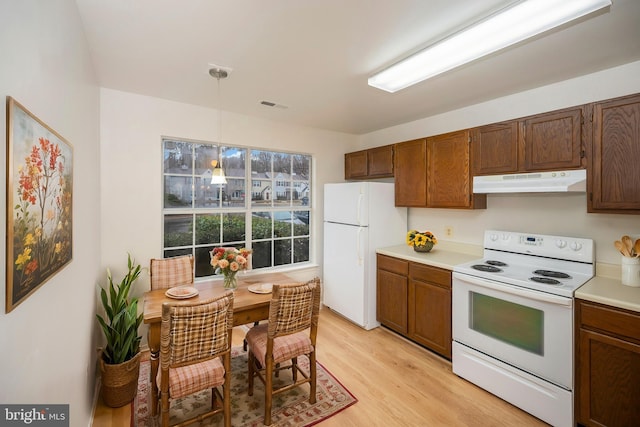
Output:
222,213,246,243
164,214,193,247
194,176,220,208
273,153,291,174
223,178,246,208
194,144,220,176
164,140,193,174
251,150,272,174
195,214,220,244
294,237,309,263
163,248,192,259
273,176,292,206
274,211,293,237
252,212,272,239
222,147,246,178
252,241,272,269
292,180,310,206
164,176,193,208
293,154,310,179
251,179,273,208
293,210,309,236
274,239,292,266
195,246,215,278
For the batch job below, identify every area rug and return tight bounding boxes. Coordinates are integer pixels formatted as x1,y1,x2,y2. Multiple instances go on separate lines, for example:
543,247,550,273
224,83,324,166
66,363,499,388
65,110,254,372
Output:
133,347,357,426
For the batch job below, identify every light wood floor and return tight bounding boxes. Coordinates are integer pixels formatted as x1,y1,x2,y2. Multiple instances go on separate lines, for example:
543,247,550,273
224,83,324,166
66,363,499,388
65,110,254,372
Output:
92,307,548,426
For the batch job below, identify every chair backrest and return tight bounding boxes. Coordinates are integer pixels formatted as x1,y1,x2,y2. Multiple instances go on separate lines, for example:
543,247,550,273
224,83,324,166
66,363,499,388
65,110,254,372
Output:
160,291,234,369
150,254,194,290
267,277,321,340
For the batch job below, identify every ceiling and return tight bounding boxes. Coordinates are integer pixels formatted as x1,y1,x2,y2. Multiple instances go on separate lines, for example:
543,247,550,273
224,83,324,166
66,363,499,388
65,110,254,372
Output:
75,0,640,135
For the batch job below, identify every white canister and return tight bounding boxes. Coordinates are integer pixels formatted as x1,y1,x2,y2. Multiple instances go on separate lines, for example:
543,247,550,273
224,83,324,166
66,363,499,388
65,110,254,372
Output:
621,256,640,287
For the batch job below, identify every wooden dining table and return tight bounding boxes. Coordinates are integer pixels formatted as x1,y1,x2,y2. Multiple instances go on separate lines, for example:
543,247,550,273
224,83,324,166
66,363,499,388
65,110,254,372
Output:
142,272,295,413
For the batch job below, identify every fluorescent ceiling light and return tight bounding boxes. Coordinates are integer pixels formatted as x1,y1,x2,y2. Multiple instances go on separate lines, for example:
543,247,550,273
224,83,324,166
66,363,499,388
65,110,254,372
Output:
368,0,612,93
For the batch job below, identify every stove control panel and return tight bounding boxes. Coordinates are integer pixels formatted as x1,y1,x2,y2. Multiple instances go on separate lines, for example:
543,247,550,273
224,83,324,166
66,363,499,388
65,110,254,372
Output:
521,235,542,246
484,230,594,263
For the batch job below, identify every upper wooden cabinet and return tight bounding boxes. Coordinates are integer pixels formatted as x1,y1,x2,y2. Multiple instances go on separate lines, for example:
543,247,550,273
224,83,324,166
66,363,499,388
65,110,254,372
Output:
472,121,519,175
427,130,485,209
589,93,640,214
344,150,367,179
394,138,428,207
473,106,586,175
344,144,394,180
521,107,585,171
395,133,486,209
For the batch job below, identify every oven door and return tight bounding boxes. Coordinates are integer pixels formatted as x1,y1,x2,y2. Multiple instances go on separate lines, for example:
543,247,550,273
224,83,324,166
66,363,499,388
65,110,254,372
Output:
452,272,573,389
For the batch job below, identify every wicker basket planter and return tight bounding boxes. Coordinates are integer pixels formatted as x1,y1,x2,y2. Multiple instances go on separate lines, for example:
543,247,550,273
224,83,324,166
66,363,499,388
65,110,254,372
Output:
100,352,141,407
413,242,434,253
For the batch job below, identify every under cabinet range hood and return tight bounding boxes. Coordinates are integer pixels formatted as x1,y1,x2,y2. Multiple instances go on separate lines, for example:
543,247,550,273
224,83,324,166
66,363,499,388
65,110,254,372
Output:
473,169,587,193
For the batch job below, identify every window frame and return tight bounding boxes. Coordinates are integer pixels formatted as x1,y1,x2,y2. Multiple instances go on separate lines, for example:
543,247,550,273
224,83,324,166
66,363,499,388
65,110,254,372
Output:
161,136,312,279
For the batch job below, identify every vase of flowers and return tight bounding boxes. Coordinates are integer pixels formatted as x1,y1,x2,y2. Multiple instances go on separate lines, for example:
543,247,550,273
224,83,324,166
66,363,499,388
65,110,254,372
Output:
210,247,252,290
406,230,438,253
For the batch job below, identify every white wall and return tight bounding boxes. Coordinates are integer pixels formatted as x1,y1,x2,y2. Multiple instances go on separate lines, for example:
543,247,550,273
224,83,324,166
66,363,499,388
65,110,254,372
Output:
0,1,101,425
359,61,640,267
99,88,356,335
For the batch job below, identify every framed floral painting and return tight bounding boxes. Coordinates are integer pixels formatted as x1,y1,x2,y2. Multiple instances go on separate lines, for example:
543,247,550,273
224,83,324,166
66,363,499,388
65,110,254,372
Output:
5,97,73,313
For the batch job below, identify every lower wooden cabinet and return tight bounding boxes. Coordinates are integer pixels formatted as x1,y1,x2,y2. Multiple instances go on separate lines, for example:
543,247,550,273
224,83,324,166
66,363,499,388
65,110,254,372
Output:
377,254,452,359
376,255,408,334
575,299,640,426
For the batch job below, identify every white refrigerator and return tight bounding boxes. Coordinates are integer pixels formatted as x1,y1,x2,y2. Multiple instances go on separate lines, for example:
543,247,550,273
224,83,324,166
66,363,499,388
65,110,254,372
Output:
323,182,407,330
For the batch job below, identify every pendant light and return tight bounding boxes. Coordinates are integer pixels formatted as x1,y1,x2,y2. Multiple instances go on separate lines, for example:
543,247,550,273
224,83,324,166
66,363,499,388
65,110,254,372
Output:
209,66,229,184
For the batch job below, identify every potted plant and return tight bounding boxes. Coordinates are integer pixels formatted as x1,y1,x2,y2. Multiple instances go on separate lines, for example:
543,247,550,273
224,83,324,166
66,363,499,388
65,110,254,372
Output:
406,229,438,253
96,253,143,407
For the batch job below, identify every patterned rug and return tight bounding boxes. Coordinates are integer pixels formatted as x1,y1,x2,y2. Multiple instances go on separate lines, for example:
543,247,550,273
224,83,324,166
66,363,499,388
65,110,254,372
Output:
133,347,357,426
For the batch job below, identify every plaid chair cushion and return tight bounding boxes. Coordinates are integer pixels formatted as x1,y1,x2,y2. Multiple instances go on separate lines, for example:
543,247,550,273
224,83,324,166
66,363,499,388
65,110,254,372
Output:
150,255,193,290
166,300,229,365
271,283,315,335
246,323,313,366
157,357,225,399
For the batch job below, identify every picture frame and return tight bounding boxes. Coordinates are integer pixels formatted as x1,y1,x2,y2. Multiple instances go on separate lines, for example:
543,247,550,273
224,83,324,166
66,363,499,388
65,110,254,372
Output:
5,97,73,313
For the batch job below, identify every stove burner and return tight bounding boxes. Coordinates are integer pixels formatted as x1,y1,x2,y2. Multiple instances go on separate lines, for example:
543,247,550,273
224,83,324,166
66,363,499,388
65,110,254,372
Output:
486,260,508,267
472,264,502,273
530,276,561,285
533,269,571,279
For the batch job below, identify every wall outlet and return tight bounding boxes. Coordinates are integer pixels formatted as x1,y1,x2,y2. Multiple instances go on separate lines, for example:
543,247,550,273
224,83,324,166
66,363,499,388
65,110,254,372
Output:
445,226,453,237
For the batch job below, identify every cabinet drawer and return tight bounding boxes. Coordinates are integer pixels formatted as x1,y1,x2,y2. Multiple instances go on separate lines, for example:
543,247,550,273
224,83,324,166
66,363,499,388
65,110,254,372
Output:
409,263,451,288
578,300,640,341
377,254,408,276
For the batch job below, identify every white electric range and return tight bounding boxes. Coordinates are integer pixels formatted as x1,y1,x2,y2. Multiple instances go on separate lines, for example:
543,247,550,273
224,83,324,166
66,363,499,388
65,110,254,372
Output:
452,230,594,427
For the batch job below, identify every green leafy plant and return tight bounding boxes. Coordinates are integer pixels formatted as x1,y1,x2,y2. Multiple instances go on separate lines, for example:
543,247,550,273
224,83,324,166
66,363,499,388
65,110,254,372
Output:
96,254,143,364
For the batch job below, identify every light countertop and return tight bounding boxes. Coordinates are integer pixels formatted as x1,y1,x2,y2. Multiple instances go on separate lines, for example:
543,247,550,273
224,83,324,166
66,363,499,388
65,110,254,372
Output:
378,242,640,314
575,276,640,313
376,243,480,271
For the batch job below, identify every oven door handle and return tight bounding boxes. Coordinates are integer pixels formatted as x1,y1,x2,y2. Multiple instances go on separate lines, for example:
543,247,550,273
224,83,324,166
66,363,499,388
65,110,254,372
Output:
454,273,572,307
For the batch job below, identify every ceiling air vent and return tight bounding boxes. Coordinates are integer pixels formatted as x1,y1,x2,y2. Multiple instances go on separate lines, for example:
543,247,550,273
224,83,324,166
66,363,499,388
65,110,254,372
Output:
260,100,288,109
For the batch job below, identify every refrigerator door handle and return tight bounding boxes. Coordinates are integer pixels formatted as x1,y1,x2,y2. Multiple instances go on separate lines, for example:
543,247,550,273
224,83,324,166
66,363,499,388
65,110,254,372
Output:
357,193,364,226
357,227,364,265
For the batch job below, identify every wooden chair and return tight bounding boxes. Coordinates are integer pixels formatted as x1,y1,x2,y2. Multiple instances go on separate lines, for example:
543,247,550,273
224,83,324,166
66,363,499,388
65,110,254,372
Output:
158,291,234,427
150,254,194,290
246,278,321,426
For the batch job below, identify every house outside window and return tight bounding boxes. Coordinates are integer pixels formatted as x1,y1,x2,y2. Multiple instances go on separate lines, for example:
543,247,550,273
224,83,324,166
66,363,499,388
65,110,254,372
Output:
162,138,311,278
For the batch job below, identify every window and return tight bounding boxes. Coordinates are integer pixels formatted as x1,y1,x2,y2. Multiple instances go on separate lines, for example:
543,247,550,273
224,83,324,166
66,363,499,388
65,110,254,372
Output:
162,138,311,278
